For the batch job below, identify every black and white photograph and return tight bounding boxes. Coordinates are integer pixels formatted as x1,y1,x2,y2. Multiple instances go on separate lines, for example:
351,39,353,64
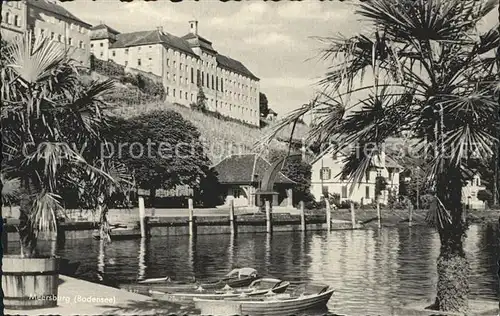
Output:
1,0,499,315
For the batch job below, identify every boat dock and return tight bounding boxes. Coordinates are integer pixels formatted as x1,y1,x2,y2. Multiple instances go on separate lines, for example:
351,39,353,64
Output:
3,275,180,315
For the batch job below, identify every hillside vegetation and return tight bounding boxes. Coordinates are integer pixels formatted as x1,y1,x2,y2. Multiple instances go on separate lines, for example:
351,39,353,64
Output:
111,99,308,164
89,74,309,164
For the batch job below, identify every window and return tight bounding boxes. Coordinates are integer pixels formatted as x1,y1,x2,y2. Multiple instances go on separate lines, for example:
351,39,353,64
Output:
191,94,194,101
100,42,103,47
173,89,176,97
5,12,11,24
14,15,19,27
149,57,152,61
365,170,370,182
167,58,170,66
50,32,55,40
212,75,214,89
112,51,116,57
79,41,83,49
221,80,223,92
58,34,62,42
365,186,370,199
191,68,194,84
216,77,219,91
124,61,128,66
180,62,183,70
166,87,169,96
173,61,176,67
201,72,204,85
68,38,73,46
185,92,188,100
180,76,183,83
125,48,129,54
100,52,103,57
173,74,176,82
180,90,183,98
40,29,45,37
91,43,94,48
138,59,141,66
341,186,348,198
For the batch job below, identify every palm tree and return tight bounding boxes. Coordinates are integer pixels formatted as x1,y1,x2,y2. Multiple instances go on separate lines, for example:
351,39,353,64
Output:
260,0,499,312
1,32,126,257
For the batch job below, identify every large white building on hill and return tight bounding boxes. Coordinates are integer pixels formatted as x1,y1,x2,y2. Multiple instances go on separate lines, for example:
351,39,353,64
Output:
1,0,92,67
90,21,261,126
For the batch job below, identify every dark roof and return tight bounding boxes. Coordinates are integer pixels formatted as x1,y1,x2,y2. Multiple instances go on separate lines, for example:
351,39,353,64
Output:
90,24,120,41
212,154,295,185
216,54,259,81
110,30,198,58
182,33,217,53
27,0,91,28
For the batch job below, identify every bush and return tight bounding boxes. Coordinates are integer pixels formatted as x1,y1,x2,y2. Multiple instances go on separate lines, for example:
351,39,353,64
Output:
339,200,359,209
477,189,492,204
91,56,125,77
120,73,140,86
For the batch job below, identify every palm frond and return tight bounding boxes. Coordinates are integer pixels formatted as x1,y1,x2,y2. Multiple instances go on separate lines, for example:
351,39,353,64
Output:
1,173,20,204
29,191,62,234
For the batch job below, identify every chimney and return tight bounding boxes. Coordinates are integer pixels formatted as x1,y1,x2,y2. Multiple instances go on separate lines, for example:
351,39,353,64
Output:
189,20,198,35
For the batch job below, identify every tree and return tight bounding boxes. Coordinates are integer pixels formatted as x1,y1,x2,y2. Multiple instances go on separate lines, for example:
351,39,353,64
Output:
194,82,208,112
1,33,123,256
110,110,213,206
260,92,269,117
262,0,499,312
269,149,314,206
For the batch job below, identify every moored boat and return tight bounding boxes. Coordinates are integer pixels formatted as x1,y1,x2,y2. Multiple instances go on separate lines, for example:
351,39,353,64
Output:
150,278,290,304
119,267,259,294
193,284,334,316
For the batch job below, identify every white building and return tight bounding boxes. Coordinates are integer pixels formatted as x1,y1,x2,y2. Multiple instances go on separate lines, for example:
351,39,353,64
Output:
89,21,261,126
1,0,91,67
462,169,486,210
310,145,402,205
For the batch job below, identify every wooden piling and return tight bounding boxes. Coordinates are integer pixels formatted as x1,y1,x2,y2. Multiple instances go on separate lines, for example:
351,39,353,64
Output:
377,202,381,229
300,201,306,232
188,198,194,236
229,199,235,235
409,203,413,227
325,199,331,232
138,197,146,238
265,200,272,234
350,202,356,229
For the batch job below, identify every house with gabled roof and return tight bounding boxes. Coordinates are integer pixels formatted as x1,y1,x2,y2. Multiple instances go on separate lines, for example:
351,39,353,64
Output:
212,154,296,208
89,20,261,126
310,144,403,205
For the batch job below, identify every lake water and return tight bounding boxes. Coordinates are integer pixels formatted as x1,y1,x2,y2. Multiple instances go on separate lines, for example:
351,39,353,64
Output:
6,224,499,315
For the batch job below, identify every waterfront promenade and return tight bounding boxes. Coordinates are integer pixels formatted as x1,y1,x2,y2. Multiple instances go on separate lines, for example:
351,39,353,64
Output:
3,275,179,315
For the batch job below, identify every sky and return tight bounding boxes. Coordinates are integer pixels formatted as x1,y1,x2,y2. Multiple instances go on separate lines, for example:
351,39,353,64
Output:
60,0,498,118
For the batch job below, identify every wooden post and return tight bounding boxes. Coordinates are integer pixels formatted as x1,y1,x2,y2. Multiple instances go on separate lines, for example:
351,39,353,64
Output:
300,201,306,232
409,203,413,227
2,218,8,253
138,197,146,238
265,200,272,234
325,198,331,232
188,198,194,236
350,202,356,229
377,201,381,229
229,199,235,235
138,237,146,280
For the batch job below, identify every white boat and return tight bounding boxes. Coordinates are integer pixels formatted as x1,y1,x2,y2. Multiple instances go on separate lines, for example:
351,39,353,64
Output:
193,284,334,316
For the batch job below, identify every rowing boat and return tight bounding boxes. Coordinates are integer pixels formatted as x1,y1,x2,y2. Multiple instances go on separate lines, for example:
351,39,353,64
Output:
119,267,259,294
193,284,334,316
150,278,290,304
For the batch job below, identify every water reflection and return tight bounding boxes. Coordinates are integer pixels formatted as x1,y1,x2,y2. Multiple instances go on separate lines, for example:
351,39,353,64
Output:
6,224,498,315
